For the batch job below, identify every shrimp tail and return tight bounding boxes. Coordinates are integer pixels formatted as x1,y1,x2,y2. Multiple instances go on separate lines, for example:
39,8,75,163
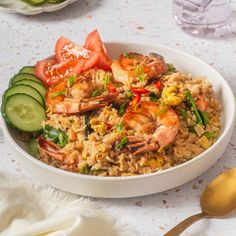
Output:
38,136,65,161
53,93,117,114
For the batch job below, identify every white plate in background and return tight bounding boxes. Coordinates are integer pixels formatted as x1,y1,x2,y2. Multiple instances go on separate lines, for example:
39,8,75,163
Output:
0,0,78,15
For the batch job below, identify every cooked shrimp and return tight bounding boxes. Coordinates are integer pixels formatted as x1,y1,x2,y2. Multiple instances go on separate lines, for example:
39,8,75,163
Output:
111,52,167,86
38,136,65,162
53,94,117,114
122,102,179,155
46,74,117,114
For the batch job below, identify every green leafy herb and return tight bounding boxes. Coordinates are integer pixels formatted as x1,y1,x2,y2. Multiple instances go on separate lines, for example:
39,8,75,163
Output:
199,110,209,126
84,113,92,140
51,90,66,98
104,73,110,90
189,126,196,133
79,164,91,175
156,102,168,116
118,103,127,116
115,137,128,151
123,52,135,58
79,164,103,175
135,65,146,82
185,91,203,125
166,63,176,73
67,74,76,87
180,108,188,121
125,90,133,99
91,90,101,98
203,131,218,139
43,125,68,148
149,92,159,102
27,138,39,157
116,122,123,132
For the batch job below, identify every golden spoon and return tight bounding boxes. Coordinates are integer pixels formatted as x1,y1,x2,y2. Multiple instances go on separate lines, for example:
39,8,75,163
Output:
164,168,236,236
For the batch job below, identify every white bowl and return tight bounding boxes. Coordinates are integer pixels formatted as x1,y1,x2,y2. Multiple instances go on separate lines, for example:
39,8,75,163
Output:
1,42,235,198
0,0,78,15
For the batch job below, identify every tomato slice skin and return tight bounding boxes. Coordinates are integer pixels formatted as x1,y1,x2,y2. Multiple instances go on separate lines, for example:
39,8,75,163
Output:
132,87,149,95
55,36,91,62
35,58,80,87
84,30,111,70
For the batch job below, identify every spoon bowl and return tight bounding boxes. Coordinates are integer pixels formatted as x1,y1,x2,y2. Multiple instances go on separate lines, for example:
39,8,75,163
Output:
165,168,236,236
201,168,236,217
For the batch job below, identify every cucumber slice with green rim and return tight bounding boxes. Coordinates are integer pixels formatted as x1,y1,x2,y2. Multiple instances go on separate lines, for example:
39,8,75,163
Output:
3,84,44,107
9,73,43,86
19,66,35,75
28,138,39,157
14,79,46,99
47,0,65,3
1,101,12,126
23,0,46,5
4,94,46,132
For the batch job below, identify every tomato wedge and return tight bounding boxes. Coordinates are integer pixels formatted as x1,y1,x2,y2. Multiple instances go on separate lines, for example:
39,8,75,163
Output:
35,58,85,87
84,30,111,70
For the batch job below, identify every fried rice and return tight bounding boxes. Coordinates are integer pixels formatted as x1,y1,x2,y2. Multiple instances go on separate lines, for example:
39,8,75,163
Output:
38,68,221,177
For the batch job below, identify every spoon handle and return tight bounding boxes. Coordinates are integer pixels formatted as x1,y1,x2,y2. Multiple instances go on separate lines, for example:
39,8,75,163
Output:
164,212,207,236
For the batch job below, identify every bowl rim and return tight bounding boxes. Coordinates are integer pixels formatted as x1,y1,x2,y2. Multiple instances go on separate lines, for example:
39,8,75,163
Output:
1,41,235,182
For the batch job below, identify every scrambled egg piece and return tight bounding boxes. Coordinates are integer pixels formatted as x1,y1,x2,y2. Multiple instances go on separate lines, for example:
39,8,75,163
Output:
140,156,165,168
199,136,212,149
162,85,184,106
90,118,107,135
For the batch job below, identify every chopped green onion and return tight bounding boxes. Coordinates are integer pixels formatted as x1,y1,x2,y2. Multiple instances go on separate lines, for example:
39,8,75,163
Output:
79,164,91,175
67,74,76,87
116,122,123,132
185,91,203,125
43,125,68,148
123,52,135,58
203,131,218,139
104,73,110,90
180,108,188,121
166,63,176,73
118,103,127,116
115,137,128,151
84,113,92,140
189,126,196,133
156,102,168,116
51,90,66,98
149,92,159,102
125,90,133,99
92,90,101,97
199,110,209,126
135,65,146,82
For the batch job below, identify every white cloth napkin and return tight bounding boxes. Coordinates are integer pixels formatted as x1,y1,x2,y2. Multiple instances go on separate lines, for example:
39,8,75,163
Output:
0,173,133,236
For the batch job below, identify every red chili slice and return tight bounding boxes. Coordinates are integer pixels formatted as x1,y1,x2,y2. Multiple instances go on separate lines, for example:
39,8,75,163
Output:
130,95,141,107
156,80,162,89
107,84,117,94
131,87,149,95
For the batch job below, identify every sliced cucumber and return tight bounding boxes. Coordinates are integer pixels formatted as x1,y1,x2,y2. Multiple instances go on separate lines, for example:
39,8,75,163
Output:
19,66,35,75
14,79,46,99
4,94,46,132
9,73,43,86
3,85,44,107
28,138,39,157
47,0,65,3
23,0,46,6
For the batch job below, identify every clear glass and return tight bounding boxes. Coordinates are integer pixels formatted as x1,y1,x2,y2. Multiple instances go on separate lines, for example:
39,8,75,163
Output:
172,0,233,37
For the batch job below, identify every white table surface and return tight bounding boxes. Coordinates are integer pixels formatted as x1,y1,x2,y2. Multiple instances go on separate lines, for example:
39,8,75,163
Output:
0,0,236,235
